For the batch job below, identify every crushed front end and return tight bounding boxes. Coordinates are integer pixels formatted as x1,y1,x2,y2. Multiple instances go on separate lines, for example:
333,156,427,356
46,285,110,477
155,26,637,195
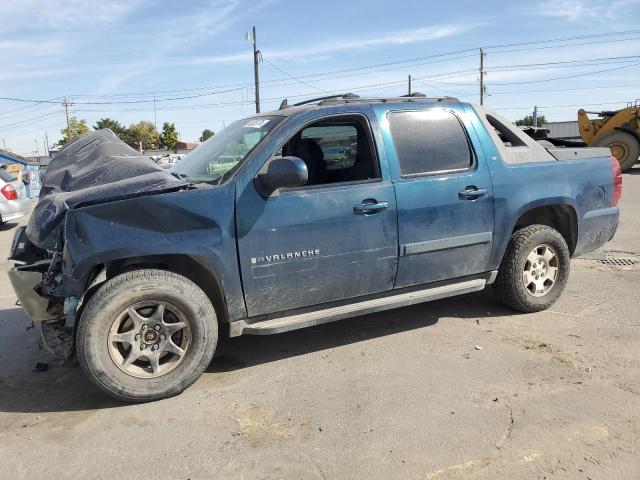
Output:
7,129,188,358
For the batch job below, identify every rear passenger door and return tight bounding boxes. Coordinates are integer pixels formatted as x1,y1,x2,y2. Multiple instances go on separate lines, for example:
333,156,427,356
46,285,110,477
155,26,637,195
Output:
377,106,495,288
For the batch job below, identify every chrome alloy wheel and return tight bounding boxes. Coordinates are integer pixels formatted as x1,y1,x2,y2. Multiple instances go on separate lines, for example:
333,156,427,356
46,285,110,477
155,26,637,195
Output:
523,244,559,297
107,301,192,378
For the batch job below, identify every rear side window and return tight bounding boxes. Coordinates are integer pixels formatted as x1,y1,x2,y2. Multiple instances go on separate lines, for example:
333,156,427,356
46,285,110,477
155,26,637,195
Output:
485,114,527,147
388,109,472,176
0,169,16,182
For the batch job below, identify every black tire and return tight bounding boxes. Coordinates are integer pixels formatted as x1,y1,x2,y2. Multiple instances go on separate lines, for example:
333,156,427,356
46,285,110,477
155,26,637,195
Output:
594,131,640,172
494,225,570,313
76,269,217,402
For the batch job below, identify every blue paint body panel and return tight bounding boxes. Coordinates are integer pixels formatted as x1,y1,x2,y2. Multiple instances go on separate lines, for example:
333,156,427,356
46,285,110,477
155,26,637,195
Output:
62,184,247,320
58,99,619,324
373,103,495,287
461,103,619,264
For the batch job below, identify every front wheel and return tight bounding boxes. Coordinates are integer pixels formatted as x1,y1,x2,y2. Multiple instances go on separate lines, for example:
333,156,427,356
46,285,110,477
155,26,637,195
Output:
77,269,218,402
494,225,570,313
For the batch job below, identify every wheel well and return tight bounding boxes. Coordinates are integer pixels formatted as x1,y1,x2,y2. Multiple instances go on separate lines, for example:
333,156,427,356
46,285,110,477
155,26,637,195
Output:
514,205,577,255
100,254,229,324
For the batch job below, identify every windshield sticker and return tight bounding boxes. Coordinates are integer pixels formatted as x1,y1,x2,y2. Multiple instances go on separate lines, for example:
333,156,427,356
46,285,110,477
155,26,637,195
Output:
244,119,270,128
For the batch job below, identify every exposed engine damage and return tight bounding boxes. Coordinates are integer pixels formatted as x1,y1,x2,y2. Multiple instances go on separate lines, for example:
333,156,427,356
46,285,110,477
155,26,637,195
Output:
8,130,189,347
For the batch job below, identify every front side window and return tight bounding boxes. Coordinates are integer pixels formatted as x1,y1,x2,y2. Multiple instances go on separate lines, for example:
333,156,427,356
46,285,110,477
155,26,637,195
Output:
388,109,473,176
280,116,379,187
172,116,283,183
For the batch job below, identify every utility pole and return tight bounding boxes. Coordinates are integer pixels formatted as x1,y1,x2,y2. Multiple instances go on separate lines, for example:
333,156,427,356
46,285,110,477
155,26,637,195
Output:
1,138,6,151
479,48,486,105
62,96,72,140
532,106,538,127
34,139,39,157
408,75,412,96
45,132,49,155
153,96,158,133
252,26,260,113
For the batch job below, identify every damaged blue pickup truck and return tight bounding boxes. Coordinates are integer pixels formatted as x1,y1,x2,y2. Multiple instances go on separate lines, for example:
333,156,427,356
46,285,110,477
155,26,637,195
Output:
8,94,621,401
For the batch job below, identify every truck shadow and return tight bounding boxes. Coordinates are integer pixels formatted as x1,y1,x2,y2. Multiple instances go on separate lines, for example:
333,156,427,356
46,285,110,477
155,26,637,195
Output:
0,291,512,414
210,290,509,372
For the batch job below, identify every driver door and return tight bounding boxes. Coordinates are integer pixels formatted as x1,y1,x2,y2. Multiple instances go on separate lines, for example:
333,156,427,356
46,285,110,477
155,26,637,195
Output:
235,114,399,317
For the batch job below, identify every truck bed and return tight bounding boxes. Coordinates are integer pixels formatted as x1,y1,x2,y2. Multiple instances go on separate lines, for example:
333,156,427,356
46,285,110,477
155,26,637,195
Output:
547,147,611,161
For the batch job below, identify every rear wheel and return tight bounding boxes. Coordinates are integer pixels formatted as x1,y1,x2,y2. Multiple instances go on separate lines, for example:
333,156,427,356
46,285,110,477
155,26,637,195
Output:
594,131,640,172
494,225,570,313
77,269,217,402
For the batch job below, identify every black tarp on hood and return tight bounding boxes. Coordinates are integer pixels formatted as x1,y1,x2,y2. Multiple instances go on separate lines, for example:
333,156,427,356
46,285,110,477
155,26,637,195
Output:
26,129,188,250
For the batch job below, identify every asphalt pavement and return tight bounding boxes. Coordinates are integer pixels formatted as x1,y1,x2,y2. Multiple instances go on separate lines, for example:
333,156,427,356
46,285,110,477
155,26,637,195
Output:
0,168,639,480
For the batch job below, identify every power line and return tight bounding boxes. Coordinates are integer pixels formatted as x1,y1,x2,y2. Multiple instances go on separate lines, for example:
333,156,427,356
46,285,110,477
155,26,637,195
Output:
262,56,329,94
486,35,640,54
488,62,640,85
0,109,61,131
55,35,638,103
492,100,631,111
2,29,640,109
487,55,640,70
482,28,640,50
488,82,640,95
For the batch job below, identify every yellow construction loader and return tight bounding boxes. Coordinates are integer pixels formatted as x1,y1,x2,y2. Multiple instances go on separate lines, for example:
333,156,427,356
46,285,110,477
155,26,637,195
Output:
578,101,640,172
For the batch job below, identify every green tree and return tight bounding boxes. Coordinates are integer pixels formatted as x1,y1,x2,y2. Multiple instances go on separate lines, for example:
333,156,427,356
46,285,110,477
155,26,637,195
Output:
199,129,215,142
127,121,159,150
94,118,126,135
93,118,136,145
160,122,179,150
516,115,547,127
60,117,89,143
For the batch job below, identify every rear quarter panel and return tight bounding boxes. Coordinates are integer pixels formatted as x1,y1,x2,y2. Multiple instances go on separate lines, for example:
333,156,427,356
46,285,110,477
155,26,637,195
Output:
462,104,618,266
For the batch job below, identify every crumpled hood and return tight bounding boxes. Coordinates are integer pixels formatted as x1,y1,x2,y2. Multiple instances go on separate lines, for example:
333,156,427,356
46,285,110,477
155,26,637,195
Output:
26,129,188,251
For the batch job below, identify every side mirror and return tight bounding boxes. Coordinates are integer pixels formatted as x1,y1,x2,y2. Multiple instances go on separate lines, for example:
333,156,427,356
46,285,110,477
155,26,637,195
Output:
256,156,308,196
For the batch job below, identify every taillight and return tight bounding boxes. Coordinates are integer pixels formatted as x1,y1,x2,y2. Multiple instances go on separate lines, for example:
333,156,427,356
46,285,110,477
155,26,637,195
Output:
1,184,17,200
610,155,622,207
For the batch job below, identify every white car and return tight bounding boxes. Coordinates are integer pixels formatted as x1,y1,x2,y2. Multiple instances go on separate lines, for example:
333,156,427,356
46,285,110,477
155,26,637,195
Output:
0,169,30,224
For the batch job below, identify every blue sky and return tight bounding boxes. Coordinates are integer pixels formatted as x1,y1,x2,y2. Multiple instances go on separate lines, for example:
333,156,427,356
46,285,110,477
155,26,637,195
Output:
1,0,640,155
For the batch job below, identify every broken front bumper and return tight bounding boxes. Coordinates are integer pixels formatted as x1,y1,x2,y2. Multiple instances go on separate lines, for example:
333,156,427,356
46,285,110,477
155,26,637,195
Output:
8,227,58,322
8,265,58,322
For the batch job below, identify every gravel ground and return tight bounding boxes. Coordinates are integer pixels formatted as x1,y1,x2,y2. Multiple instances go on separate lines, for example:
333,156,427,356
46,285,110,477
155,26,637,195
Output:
0,167,639,480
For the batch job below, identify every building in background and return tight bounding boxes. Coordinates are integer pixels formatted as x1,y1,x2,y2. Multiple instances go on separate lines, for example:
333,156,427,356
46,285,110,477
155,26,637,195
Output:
541,121,581,141
0,149,42,198
175,141,199,154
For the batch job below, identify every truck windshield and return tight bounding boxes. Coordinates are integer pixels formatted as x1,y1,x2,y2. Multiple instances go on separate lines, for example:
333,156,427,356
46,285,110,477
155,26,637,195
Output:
171,116,283,183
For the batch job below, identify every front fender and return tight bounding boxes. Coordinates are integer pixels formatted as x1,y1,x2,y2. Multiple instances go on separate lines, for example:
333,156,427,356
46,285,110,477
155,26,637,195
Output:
61,184,246,320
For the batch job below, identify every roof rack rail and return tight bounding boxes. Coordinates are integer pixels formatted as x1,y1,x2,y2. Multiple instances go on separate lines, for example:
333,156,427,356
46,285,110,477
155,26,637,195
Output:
293,93,360,107
278,93,460,110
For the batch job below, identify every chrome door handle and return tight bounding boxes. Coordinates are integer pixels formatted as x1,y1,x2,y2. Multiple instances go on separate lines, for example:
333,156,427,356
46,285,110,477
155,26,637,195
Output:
353,200,390,215
459,187,488,200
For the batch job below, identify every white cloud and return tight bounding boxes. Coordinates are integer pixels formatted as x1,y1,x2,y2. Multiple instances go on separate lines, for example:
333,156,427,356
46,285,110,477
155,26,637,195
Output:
0,39,67,57
535,0,640,21
0,0,149,30
182,23,474,66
